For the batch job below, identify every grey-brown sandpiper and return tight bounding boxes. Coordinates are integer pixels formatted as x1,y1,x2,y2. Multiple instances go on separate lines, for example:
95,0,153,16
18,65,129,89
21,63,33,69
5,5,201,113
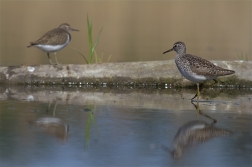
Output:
163,41,235,101
27,23,79,65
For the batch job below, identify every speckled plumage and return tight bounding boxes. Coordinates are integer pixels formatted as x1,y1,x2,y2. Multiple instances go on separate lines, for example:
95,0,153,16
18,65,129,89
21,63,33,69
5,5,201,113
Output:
163,41,235,101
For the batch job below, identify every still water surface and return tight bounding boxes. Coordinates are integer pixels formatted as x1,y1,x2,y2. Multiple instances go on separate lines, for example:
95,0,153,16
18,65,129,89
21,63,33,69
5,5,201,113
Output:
0,87,251,167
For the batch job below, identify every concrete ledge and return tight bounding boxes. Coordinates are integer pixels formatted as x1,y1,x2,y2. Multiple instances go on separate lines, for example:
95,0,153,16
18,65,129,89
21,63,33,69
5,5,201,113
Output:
0,60,251,87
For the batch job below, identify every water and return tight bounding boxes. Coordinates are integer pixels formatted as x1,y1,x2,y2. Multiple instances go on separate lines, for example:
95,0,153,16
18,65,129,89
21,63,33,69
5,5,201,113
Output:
0,86,251,167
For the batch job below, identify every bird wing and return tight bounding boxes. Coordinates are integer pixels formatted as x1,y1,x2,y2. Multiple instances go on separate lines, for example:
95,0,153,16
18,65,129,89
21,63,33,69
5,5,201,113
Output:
30,28,69,46
183,54,219,77
184,54,234,77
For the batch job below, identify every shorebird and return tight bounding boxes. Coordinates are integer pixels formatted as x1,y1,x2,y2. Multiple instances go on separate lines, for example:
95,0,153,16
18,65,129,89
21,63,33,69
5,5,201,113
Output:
163,41,235,101
27,23,79,65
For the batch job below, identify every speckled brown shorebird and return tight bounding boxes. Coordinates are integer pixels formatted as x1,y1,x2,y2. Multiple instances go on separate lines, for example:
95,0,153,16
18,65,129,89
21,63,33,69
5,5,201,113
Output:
27,23,79,65
163,41,235,101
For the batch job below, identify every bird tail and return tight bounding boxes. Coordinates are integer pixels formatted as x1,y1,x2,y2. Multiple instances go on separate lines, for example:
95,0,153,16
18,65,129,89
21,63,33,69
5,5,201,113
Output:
218,68,235,76
27,42,34,48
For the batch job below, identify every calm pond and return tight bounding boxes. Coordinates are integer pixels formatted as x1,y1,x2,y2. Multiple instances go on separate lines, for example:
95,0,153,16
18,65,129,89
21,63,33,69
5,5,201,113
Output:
0,86,251,167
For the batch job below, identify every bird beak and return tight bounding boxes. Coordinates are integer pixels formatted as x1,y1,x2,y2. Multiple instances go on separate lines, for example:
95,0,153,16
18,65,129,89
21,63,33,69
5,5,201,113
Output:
70,28,79,31
163,48,174,54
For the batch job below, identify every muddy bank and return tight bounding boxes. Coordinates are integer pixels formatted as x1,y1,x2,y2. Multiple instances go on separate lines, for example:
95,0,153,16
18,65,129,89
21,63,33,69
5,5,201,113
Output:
0,60,251,87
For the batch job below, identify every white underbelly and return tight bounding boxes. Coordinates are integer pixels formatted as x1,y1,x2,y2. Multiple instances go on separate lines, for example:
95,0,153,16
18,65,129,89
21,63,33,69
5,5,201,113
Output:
35,35,70,52
177,64,215,83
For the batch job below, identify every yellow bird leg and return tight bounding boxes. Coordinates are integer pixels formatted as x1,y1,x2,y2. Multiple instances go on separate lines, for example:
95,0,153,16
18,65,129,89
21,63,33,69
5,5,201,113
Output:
197,83,200,102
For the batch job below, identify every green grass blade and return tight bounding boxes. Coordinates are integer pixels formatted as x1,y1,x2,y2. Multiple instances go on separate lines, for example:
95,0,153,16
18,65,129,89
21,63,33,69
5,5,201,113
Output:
92,27,103,54
71,47,88,64
87,15,93,64
107,54,112,62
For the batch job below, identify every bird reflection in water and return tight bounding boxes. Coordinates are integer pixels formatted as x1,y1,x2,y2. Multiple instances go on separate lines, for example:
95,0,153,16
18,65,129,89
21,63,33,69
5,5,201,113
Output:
30,102,69,142
191,101,217,123
169,102,232,159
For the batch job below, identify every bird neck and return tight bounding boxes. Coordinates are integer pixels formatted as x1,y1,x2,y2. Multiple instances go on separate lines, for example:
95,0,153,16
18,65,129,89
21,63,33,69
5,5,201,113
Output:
177,49,186,55
175,52,186,58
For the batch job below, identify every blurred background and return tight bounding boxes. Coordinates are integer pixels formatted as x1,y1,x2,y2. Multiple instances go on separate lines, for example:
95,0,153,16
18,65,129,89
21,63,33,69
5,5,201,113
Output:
0,1,251,66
